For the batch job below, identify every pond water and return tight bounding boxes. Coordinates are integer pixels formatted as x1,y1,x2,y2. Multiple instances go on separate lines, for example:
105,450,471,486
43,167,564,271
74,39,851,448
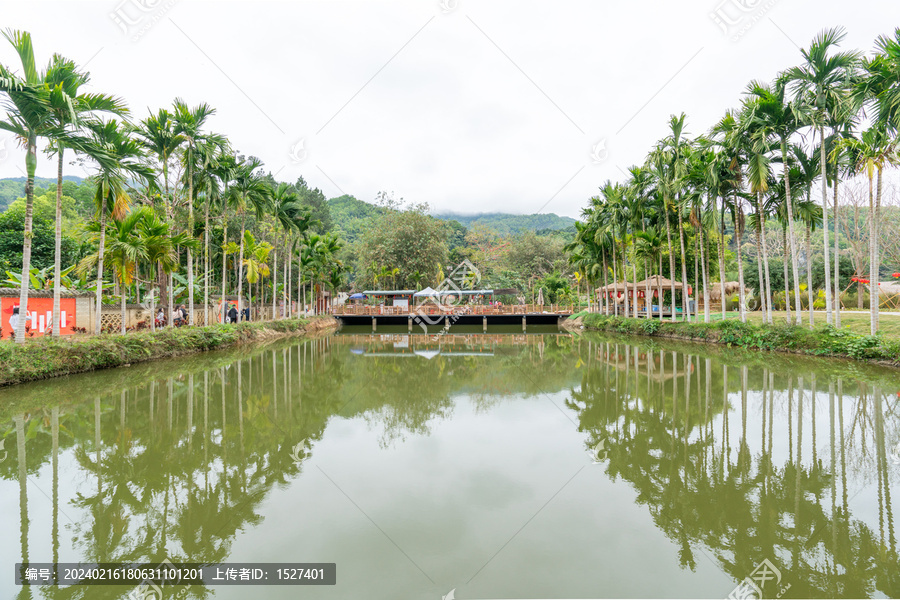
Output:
1,327,898,599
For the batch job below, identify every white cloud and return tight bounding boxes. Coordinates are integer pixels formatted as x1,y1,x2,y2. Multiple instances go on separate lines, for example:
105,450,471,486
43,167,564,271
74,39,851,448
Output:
0,0,895,218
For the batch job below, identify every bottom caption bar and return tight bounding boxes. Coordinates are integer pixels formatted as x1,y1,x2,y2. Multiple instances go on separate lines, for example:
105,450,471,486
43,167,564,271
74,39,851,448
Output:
15,563,336,586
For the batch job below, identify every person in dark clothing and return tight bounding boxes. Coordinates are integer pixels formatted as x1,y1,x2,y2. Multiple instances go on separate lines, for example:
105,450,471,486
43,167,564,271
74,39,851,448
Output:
241,307,250,322
227,305,238,324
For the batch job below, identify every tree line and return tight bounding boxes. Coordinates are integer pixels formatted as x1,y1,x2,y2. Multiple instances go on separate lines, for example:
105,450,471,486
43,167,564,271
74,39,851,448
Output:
566,27,900,334
1,29,345,342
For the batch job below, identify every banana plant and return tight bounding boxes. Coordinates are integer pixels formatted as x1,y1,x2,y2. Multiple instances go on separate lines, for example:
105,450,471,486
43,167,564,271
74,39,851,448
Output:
4,265,77,290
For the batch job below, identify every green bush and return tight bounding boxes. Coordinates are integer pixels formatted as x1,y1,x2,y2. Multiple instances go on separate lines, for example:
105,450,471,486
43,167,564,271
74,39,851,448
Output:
575,314,899,365
0,318,319,387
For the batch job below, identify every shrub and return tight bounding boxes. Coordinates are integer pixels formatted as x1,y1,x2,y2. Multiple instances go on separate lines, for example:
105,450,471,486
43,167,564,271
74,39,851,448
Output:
575,314,898,365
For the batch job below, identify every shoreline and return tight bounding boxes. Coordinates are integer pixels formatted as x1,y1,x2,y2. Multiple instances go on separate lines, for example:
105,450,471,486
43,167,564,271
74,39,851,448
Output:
0,316,340,388
566,313,900,369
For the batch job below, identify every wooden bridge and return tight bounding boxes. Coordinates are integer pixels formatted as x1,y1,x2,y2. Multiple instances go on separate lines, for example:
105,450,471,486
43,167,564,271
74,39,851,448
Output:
332,303,574,332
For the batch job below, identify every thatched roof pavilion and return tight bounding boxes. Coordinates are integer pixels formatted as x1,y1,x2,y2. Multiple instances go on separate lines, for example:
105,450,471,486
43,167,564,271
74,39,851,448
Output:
633,275,682,289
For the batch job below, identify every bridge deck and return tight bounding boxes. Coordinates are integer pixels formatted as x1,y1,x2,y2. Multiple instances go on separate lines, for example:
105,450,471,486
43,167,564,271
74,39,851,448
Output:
334,312,569,330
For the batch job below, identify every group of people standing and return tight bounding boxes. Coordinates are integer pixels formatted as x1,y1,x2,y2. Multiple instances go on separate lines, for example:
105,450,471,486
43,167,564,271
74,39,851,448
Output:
155,304,190,328
225,304,250,324
152,304,251,326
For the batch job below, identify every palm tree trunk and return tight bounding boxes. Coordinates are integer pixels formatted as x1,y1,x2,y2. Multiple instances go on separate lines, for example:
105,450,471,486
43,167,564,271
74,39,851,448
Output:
52,148,64,338
700,218,710,323
187,157,195,326
874,167,883,333
868,171,875,334
663,199,677,322
168,268,175,328
601,248,609,314
221,233,228,324
120,275,126,335
756,191,773,324
611,242,619,317
150,275,156,332
644,258,651,320
658,255,664,321
806,224,814,326
755,210,766,320
781,142,802,325
820,125,832,324
631,230,639,318
94,201,107,336
163,166,175,330
272,246,278,321
204,191,210,327
676,204,690,322
237,212,246,318
734,206,747,323
619,239,629,317
284,246,289,318
833,178,841,327
717,199,727,322
783,226,791,321
15,135,37,343
694,229,702,321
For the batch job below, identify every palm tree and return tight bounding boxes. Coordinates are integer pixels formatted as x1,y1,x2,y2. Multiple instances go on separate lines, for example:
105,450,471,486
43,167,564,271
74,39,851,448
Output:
44,55,128,337
834,127,898,333
191,135,229,325
173,99,216,326
744,78,806,324
327,265,346,310
626,165,654,318
298,239,318,315
82,119,153,335
221,240,240,318
860,28,900,131
711,109,750,322
227,157,272,318
272,183,304,320
785,26,861,325
241,232,273,317
0,29,56,342
79,207,148,334
138,210,190,331
791,143,823,326
740,103,775,324
314,234,343,314
685,146,714,323
651,114,692,321
133,108,184,327
599,182,627,318
634,228,664,318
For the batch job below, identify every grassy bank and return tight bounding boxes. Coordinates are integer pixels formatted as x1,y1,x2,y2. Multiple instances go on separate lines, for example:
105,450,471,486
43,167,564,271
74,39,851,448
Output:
0,317,337,387
574,313,900,366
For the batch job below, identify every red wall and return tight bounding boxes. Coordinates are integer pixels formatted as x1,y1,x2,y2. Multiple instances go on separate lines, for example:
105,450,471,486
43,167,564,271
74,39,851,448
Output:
1,297,77,338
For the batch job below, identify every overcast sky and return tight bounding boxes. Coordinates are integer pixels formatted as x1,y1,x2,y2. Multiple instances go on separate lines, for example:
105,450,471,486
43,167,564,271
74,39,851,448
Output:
0,0,896,218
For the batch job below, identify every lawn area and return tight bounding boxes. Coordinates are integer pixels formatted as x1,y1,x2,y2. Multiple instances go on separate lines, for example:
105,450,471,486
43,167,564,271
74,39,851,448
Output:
704,310,900,339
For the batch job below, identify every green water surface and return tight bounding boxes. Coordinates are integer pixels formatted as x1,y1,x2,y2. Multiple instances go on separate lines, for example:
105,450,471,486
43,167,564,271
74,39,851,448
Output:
1,329,898,599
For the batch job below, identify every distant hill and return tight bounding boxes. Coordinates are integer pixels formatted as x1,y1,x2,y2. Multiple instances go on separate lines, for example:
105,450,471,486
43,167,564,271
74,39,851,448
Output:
327,194,389,243
326,195,576,240
433,212,576,235
0,176,85,210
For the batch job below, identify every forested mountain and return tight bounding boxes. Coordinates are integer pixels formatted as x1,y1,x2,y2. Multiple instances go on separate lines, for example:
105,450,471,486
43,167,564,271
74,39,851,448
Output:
0,175,84,210
433,211,576,235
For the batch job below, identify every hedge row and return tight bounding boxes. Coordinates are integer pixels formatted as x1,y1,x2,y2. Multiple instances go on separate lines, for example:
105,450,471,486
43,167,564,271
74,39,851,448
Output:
578,314,900,365
0,319,319,387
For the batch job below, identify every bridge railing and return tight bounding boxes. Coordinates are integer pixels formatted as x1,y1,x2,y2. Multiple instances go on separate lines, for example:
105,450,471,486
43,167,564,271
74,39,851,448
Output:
331,304,574,316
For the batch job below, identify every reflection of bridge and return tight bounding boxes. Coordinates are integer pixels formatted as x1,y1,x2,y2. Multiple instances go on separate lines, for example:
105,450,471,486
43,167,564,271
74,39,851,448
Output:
334,304,572,332
340,332,554,351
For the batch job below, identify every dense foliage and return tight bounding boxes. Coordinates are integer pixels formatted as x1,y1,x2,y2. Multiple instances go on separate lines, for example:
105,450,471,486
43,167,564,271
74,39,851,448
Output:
566,27,900,336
